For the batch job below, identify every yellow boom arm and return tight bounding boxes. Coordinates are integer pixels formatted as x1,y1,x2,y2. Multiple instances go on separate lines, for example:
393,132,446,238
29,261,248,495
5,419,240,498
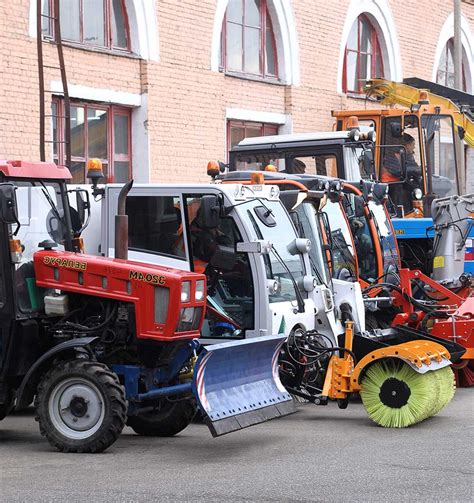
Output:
365,79,474,147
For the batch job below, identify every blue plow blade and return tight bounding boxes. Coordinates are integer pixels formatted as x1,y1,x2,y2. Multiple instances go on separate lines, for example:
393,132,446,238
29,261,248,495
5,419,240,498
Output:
192,334,296,437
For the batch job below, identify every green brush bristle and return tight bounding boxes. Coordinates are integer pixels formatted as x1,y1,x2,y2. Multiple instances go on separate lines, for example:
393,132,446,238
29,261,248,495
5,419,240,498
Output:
360,359,454,428
430,366,456,415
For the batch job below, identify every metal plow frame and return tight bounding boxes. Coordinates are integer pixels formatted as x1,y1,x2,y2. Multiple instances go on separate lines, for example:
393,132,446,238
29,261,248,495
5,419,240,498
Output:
193,335,296,437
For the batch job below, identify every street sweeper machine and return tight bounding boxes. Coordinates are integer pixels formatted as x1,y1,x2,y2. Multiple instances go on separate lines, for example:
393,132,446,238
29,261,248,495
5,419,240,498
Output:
0,159,298,453
212,168,465,426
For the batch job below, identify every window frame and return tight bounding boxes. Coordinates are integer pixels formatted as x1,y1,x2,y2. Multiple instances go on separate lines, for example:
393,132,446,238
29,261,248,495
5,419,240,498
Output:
227,120,279,155
42,0,131,53
342,14,384,95
53,98,132,183
220,0,279,81
436,38,467,92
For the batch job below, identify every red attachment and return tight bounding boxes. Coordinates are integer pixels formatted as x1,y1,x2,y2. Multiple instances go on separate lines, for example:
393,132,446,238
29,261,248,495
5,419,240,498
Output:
33,250,206,342
0,160,72,180
390,269,474,371
430,296,474,357
391,268,466,315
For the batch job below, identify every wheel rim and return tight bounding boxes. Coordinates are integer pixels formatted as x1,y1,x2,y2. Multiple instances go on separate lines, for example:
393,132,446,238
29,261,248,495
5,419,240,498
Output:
48,377,105,440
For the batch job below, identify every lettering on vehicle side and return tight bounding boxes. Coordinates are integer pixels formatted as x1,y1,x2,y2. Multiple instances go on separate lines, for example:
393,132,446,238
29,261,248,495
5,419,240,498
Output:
43,256,87,270
394,229,405,235
129,270,166,285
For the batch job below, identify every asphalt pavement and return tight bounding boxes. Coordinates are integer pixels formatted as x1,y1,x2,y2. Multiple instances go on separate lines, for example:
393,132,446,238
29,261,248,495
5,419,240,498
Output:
0,389,473,502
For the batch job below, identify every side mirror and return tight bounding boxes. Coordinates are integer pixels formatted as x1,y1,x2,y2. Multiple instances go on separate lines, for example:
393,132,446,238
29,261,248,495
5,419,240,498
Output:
200,195,220,229
0,183,19,224
75,189,90,228
354,195,366,218
359,149,375,177
279,190,304,211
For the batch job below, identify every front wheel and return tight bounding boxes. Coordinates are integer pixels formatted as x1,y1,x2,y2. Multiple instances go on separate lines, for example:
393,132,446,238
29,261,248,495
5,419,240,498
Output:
127,399,196,437
35,360,127,453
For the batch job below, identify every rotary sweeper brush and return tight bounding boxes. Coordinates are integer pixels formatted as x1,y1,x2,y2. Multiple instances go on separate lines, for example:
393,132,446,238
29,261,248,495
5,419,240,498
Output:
280,320,462,428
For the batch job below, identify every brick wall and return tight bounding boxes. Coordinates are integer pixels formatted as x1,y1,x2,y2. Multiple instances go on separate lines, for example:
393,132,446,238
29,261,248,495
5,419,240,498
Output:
0,0,472,186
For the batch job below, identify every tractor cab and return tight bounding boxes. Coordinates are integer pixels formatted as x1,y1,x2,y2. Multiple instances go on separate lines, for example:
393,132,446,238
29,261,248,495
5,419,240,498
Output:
97,181,323,342
0,161,89,315
219,169,366,335
227,130,376,181
332,78,473,217
342,180,400,288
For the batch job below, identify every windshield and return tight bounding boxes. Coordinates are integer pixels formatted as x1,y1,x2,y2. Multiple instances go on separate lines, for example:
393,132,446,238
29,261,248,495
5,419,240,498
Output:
342,193,377,282
422,114,458,197
368,200,399,277
9,181,75,314
320,198,357,281
290,202,331,286
231,151,339,177
245,199,307,303
380,115,422,184
15,182,73,261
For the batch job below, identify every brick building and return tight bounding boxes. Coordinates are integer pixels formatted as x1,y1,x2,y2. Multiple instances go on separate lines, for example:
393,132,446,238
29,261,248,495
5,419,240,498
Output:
1,0,473,189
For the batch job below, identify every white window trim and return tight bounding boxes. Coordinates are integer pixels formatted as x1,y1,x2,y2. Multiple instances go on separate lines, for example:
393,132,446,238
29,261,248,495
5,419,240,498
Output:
337,0,402,94
51,81,141,106
211,0,300,85
29,0,159,61
51,81,150,183
432,13,474,94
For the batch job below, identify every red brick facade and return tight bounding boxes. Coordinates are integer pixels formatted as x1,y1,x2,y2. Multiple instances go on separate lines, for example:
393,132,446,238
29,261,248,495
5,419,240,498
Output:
0,1,473,189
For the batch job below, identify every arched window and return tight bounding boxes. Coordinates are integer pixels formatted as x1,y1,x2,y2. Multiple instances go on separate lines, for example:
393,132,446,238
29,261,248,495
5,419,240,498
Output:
42,0,130,51
343,14,384,94
436,38,467,91
220,0,278,79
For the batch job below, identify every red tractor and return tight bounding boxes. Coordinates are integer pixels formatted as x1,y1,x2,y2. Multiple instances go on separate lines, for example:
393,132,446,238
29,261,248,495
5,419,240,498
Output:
0,160,294,452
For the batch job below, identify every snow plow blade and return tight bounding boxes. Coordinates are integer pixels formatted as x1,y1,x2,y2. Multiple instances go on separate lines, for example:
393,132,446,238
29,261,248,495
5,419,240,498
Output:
193,335,295,437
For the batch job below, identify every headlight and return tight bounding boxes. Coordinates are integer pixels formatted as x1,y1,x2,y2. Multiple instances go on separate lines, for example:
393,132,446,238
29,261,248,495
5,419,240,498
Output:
181,281,191,303
177,307,203,332
300,275,317,292
154,287,170,324
413,188,423,200
195,279,205,301
267,279,281,295
368,130,376,143
287,238,311,255
349,129,360,141
270,186,279,198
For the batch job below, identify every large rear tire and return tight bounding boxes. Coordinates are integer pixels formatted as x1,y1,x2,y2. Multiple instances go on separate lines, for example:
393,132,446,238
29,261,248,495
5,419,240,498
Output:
35,360,127,453
127,399,196,437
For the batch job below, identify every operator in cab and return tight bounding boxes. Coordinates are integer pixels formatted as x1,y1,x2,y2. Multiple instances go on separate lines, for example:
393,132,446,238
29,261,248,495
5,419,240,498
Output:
381,133,420,182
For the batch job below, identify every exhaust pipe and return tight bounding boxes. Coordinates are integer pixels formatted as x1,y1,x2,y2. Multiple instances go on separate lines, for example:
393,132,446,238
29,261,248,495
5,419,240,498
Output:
115,179,134,260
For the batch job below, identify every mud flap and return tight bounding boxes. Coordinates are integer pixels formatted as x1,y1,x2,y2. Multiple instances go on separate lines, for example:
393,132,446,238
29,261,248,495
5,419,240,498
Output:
192,335,295,437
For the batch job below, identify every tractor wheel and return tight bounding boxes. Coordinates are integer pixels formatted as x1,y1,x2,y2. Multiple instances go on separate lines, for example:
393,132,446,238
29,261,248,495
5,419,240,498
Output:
127,399,196,437
35,360,127,453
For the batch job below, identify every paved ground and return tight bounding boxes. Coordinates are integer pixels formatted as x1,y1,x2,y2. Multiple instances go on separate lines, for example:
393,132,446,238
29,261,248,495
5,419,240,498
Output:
0,389,473,502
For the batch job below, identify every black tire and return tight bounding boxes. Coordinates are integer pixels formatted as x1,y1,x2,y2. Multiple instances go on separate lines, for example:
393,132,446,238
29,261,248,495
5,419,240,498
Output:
127,399,196,437
337,397,350,409
35,360,127,453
